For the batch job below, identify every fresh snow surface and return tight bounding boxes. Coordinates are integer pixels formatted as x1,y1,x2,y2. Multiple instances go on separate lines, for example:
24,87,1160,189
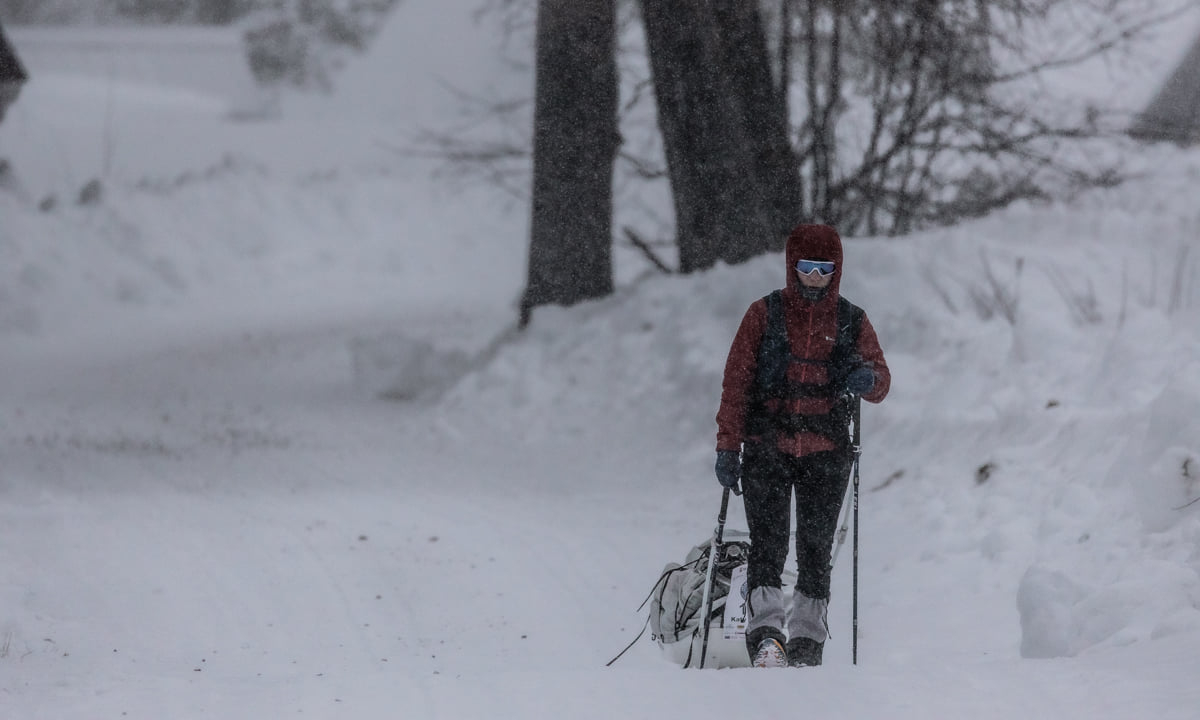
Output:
2,3,1200,719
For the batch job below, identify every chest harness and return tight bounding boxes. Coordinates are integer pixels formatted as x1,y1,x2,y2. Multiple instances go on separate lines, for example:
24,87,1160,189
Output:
745,290,863,452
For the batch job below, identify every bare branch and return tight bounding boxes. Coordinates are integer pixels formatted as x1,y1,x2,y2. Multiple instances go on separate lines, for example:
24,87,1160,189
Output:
623,226,674,274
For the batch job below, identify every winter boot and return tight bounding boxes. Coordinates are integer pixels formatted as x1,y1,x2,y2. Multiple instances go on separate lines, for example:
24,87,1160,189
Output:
751,638,788,668
786,637,823,667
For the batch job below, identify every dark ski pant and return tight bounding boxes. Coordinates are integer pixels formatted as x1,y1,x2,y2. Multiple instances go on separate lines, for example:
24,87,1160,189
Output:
742,445,850,654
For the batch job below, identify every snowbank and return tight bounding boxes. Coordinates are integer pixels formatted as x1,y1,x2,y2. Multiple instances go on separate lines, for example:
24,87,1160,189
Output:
438,145,1200,661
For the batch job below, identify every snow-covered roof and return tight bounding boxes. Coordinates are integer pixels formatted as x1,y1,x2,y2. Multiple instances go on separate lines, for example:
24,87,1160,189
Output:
1130,26,1200,143
5,25,267,118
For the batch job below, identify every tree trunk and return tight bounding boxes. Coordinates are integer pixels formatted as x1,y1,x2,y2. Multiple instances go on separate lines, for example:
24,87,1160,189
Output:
641,0,800,273
196,0,238,25
520,0,619,327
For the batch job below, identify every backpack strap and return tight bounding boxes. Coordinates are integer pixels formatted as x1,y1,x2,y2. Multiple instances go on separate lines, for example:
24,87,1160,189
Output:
759,290,787,391
833,296,864,369
747,293,864,445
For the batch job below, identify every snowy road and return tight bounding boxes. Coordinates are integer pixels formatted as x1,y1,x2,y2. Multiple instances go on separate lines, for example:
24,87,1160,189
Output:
0,312,661,714
3,304,1198,719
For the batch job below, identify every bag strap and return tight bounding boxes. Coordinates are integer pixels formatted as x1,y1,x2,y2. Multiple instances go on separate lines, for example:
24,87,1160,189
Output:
836,296,864,359
605,615,650,667
607,556,706,666
763,293,862,385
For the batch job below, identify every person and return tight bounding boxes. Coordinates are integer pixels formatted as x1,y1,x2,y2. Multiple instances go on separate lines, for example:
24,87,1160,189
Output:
0,18,28,124
714,223,890,668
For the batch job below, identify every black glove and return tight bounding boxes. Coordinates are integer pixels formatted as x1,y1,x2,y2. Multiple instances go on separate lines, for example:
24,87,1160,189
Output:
845,365,875,395
715,450,741,490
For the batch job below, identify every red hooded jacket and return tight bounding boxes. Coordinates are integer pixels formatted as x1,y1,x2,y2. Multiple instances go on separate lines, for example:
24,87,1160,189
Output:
716,224,890,457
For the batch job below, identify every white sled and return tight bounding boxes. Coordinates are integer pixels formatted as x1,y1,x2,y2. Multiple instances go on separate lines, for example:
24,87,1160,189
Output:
652,529,798,669
659,617,752,668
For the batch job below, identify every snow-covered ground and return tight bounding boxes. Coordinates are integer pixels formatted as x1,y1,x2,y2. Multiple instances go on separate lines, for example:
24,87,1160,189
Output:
2,3,1200,719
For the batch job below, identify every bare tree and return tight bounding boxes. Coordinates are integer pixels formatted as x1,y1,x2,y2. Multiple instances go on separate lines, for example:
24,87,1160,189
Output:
640,0,800,272
417,0,1193,304
520,0,619,326
781,0,1196,236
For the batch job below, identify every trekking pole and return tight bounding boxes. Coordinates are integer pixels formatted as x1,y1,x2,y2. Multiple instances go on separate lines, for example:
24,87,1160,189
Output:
698,485,732,669
829,473,854,572
851,396,862,665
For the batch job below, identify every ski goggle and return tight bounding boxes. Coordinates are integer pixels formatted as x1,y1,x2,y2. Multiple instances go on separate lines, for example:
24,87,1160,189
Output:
795,259,836,277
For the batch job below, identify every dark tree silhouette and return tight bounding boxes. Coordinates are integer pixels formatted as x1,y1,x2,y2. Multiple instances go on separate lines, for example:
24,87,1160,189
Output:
640,0,800,272
520,0,620,326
